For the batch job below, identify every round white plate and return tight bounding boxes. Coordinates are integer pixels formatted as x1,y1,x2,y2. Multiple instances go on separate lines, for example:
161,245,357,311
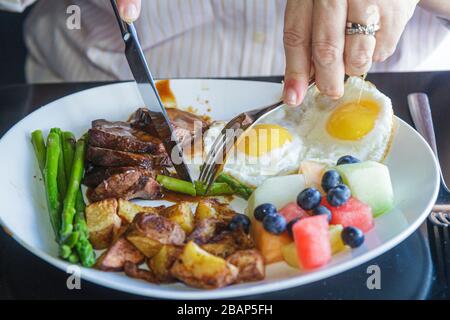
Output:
0,79,440,299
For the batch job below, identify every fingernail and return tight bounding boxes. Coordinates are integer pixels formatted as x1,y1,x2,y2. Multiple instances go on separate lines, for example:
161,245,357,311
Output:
284,87,298,106
121,3,138,22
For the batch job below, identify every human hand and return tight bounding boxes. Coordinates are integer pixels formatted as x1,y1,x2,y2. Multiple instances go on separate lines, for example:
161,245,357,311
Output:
117,0,141,22
283,0,419,106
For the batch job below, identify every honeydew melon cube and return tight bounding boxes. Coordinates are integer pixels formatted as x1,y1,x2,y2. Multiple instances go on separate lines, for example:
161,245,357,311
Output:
246,174,306,218
336,161,394,217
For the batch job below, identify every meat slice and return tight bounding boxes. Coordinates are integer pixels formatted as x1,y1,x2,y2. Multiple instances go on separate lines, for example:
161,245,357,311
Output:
88,169,162,202
86,146,170,168
89,119,163,154
83,166,138,188
130,108,210,147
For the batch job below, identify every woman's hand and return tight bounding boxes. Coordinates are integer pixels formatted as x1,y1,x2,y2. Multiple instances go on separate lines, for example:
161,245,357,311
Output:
283,0,419,106
117,0,141,22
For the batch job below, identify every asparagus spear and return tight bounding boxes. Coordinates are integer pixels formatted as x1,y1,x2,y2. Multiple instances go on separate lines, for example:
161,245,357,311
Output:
44,132,62,238
62,131,76,180
216,173,254,200
74,189,96,267
50,128,67,199
195,181,234,196
31,130,46,174
60,136,86,239
157,175,197,196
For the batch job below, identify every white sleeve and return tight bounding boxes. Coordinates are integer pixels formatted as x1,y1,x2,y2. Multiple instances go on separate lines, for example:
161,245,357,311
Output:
0,0,36,12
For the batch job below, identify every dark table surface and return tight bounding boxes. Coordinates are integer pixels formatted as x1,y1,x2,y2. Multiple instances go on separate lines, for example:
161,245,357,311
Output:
0,72,449,300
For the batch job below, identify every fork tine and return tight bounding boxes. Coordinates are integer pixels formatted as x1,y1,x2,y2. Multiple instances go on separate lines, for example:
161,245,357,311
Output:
199,133,227,183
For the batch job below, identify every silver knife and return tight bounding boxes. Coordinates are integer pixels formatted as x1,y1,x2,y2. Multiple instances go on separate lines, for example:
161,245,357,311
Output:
110,0,194,184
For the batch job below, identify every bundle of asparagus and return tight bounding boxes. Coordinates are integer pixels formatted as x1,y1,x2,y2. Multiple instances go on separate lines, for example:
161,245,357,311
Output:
31,129,95,267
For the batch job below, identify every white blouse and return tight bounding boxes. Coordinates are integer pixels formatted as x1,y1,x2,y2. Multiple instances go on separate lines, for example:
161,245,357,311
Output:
1,0,449,83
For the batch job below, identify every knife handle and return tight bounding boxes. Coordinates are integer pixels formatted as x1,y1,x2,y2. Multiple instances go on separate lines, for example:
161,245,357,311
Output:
110,0,130,39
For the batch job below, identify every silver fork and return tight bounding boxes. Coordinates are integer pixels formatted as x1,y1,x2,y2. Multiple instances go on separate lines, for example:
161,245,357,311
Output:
408,93,450,227
198,81,315,191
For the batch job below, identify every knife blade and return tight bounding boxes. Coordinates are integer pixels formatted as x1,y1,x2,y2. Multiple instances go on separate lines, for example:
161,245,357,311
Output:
110,0,194,184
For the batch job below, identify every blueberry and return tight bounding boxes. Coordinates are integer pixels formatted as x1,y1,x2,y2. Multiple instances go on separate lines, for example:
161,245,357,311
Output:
312,205,332,222
287,217,301,238
321,170,343,192
297,188,322,210
341,226,365,248
254,203,277,222
337,155,361,166
229,214,251,234
263,213,287,235
327,184,351,207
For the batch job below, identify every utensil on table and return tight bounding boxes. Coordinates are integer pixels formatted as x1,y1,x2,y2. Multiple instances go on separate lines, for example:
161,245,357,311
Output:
408,93,450,227
110,0,194,184
198,81,315,191
408,92,450,290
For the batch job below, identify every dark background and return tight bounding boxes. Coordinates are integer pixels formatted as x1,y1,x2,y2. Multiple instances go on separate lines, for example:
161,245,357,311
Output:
0,8,32,85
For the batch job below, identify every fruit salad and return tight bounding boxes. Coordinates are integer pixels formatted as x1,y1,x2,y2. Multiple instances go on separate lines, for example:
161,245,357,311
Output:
246,155,394,270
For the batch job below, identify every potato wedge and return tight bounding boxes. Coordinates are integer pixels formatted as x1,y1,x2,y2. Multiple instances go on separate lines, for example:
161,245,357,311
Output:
86,199,122,249
95,237,145,271
117,199,159,224
147,245,183,283
187,218,219,244
124,261,159,283
226,250,265,283
126,213,185,258
170,241,238,289
195,200,219,221
201,231,238,258
161,202,194,234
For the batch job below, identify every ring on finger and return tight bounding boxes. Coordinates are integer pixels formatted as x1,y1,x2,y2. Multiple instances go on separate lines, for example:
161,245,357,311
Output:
345,22,380,36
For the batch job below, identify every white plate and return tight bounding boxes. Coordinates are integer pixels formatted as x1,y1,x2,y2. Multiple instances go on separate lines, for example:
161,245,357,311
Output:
0,80,440,299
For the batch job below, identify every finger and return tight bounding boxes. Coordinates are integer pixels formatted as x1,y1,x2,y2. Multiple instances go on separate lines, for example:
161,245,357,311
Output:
117,0,141,22
344,1,379,75
283,0,313,107
373,7,409,62
312,0,347,99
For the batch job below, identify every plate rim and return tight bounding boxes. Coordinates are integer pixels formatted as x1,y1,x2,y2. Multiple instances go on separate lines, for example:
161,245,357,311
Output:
0,80,440,299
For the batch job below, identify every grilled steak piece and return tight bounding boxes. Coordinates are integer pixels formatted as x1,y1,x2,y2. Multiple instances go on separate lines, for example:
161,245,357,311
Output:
89,120,164,154
89,169,162,202
86,146,170,168
83,166,151,188
130,108,210,147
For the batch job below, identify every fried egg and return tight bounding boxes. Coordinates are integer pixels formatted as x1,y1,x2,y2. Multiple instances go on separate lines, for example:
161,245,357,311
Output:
203,120,304,187
294,76,394,163
203,77,394,187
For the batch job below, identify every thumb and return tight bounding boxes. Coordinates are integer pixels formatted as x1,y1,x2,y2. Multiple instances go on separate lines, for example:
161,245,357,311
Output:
117,0,141,23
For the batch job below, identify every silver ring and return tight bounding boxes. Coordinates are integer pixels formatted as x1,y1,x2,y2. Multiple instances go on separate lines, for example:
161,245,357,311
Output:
345,22,380,36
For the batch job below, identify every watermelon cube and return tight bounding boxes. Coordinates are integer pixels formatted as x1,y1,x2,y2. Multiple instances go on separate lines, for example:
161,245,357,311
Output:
323,197,374,233
279,202,308,222
293,215,331,269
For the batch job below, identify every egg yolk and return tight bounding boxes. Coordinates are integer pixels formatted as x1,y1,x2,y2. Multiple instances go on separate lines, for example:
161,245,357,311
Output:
237,124,293,157
326,100,380,141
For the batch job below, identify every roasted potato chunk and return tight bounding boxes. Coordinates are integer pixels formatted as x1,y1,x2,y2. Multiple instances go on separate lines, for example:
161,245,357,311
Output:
200,229,254,258
86,199,122,249
124,261,159,283
95,237,145,271
170,241,238,289
226,250,265,283
126,213,185,258
147,245,183,283
195,200,219,221
117,199,159,224
187,218,218,244
201,231,238,258
161,202,194,234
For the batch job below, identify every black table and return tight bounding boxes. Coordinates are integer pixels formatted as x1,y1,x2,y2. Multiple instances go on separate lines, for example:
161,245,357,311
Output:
0,73,449,300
